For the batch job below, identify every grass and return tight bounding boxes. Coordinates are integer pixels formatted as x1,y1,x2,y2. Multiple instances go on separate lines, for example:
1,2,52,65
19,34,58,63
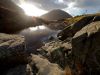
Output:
63,13,100,25
63,15,85,25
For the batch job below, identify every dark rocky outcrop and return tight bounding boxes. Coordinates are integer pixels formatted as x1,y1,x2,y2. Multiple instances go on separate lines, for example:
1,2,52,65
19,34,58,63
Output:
58,15,100,40
71,21,100,75
6,65,30,75
0,0,24,13
0,33,28,64
0,33,29,74
41,9,72,21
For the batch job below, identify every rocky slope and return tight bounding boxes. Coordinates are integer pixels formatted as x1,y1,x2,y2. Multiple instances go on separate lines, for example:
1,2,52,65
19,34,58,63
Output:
37,14,100,75
41,9,72,21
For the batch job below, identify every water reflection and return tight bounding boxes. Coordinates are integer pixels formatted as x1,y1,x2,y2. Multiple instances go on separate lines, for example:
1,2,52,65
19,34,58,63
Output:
19,25,59,53
29,25,46,31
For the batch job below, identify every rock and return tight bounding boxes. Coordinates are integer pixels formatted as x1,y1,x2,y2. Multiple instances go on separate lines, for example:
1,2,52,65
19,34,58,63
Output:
41,40,71,54
5,64,33,75
58,15,100,40
46,21,67,30
38,40,72,68
71,21,100,75
31,54,64,75
5,65,27,75
0,0,34,33
0,0,24,13
0,33,28,68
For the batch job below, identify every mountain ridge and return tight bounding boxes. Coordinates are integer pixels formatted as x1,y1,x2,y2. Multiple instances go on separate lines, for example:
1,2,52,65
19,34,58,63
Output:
40,9,72,21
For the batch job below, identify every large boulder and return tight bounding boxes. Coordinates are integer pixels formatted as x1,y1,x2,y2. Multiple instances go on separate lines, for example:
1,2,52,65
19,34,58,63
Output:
0,64,33,75
71,21,100,75
58,15,100,40
0,33,28,67
37,40,72,69
31,54,64,75
4,65,27,75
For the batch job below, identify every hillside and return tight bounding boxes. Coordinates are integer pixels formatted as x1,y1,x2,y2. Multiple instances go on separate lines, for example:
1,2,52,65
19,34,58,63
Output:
41,9,72,21
0,0,49,34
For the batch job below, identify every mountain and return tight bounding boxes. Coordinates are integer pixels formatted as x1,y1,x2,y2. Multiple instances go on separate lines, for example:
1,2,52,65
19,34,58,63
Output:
40,9,72,21
0,0,24,13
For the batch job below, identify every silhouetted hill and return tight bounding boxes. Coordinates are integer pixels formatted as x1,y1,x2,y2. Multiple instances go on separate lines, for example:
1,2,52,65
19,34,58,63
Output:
0,0,49,34
0,0,24,13
40,9,72,21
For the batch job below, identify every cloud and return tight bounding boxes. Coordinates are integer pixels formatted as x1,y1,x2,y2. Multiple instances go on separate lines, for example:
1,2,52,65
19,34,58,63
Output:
13,0,100,16
75,0,100,8
63,2,82,16
27,0,100,15
24,0,68,10
63,0,100,16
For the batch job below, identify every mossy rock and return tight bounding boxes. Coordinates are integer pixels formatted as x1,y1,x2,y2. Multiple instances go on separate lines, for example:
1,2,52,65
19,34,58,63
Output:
58,15,100,40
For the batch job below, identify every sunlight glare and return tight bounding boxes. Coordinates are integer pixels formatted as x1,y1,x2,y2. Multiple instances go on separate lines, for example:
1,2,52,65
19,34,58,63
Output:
58,0,63,3
39,26,46,29
29,26,46,31
19,3,47,16
68,2,75,8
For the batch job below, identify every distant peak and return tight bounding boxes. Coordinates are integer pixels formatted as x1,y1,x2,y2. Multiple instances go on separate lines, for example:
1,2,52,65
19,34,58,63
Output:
40,9,72,21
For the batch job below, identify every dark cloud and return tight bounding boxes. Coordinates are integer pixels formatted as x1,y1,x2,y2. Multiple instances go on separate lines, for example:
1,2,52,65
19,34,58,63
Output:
12,0,100,16
24,0,68,10
24,0,100,10
74,0,100,8
13,0,100,10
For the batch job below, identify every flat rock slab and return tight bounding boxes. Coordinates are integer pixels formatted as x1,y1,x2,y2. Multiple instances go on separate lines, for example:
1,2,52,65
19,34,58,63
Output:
0,33,28,65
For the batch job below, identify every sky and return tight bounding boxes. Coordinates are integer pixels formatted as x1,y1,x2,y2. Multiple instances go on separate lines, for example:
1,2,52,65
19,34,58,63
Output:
12,0,100,16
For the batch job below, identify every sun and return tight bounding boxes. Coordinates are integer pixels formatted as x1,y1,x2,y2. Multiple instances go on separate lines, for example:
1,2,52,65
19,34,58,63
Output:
19,3,47,16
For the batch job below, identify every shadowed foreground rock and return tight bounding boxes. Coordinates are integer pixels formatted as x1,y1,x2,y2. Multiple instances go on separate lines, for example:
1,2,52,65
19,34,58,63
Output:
71,21,100,75
6,65,28,75
31,54,64,75
0,33,29,74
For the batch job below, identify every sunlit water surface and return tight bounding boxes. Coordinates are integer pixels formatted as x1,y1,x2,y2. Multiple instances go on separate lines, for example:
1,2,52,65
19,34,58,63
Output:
19,25,60,53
